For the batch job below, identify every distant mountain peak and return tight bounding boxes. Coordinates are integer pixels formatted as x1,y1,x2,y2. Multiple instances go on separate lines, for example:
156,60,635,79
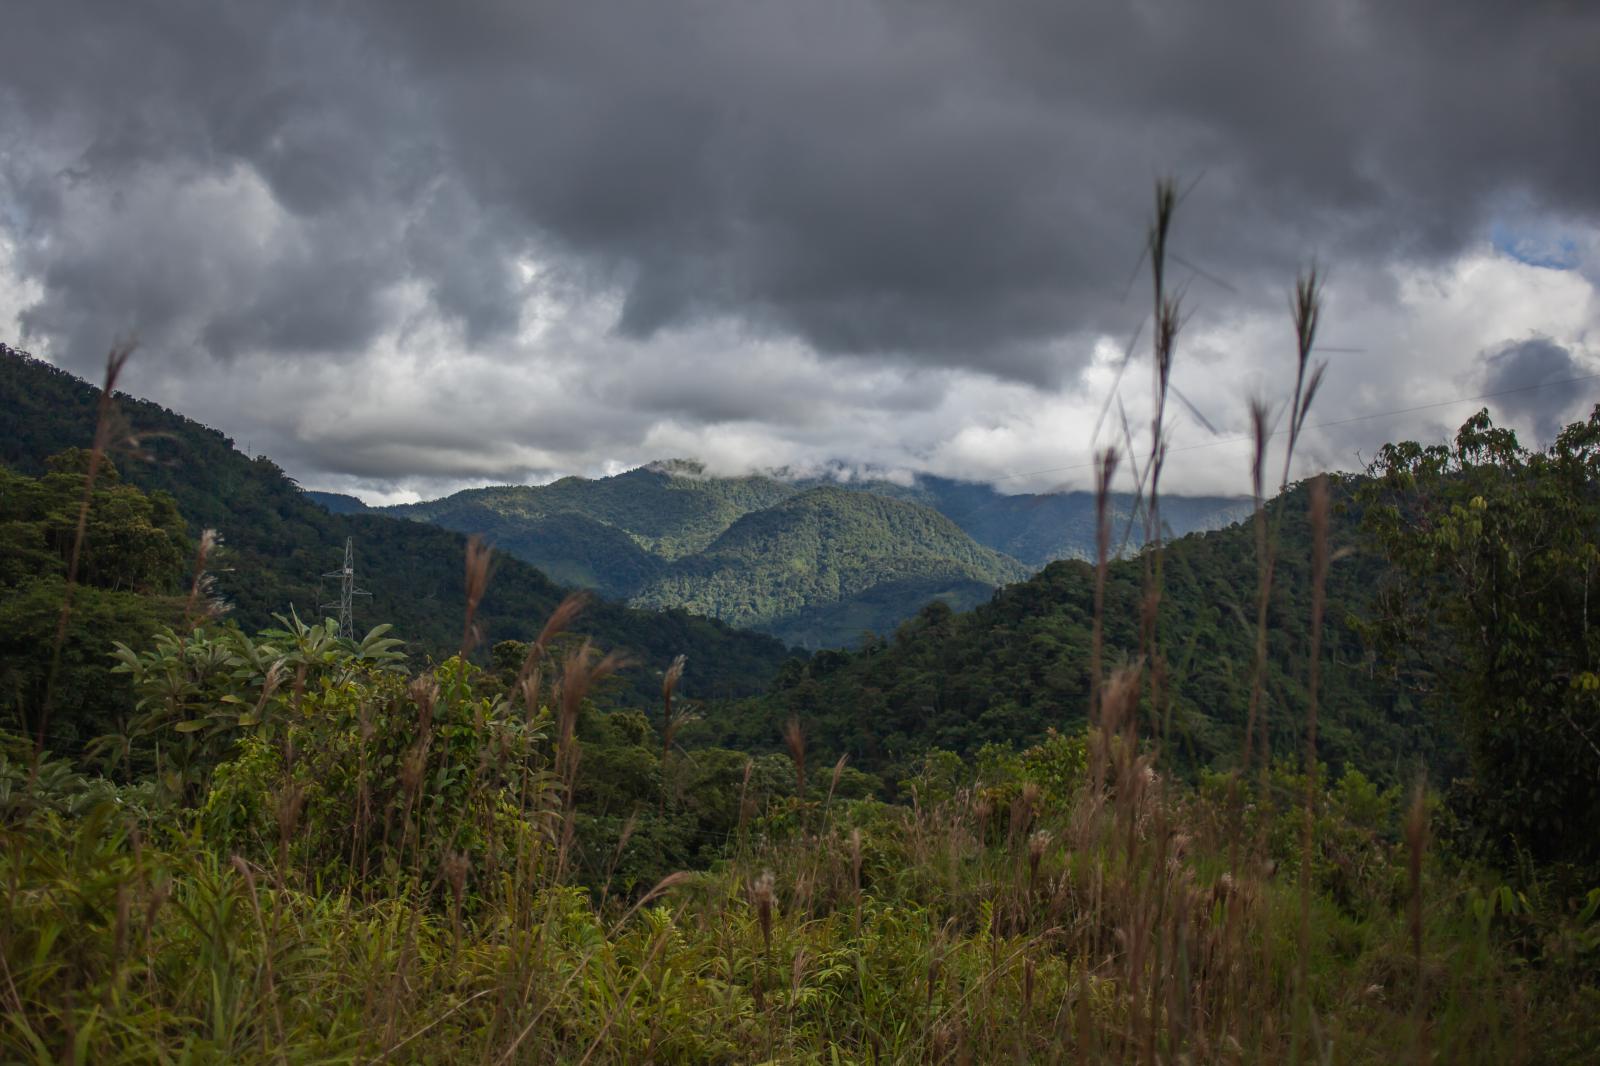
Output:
304,490,372,515
642,458,708,478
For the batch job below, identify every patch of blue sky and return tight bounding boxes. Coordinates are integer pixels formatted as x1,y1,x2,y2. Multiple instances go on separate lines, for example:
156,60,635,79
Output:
1490,220,1581,270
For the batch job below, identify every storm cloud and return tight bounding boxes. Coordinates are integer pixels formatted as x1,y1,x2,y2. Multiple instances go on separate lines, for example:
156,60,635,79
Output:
1480,337,1590,442
1,0,1597,498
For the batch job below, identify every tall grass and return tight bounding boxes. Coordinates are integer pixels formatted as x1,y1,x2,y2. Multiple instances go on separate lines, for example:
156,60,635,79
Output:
35,341,135,760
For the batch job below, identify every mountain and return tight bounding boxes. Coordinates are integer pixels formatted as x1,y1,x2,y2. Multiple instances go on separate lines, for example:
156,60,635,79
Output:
817,473,1253,567
368,460,1241,569
385,460,797,560
366,468,1015,647
371,469,1033,648
304,490,371,514
705,479,1445,787
357,462,1246,648
631,487,1031,646
0,345,788,703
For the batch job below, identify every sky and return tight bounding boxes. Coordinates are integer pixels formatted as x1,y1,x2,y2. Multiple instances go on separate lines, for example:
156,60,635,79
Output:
2,0,1597,504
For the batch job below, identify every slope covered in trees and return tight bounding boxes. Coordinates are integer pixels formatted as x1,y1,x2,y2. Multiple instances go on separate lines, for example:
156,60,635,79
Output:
1360,407,1600,874
373,462,1249,571
374,465,1028,646
385,460,799,560
0,456,189,754
632,487,1030,646
0,345,788,703
711,478,1441,787
358,460,1245,647
836,473,1252,567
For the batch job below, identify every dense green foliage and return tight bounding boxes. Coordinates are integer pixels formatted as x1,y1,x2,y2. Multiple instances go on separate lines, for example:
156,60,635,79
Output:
0,346,788,704
379,467,1026,647
631,487,1029,646
856,474,1252,567
710,479,1439,789
363,460,1247,648
4,641,1595,1062
0,457,189,754
1362,408,1600,878
385,460,799,560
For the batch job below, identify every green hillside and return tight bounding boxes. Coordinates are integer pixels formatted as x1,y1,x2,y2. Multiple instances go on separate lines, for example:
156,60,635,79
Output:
302,490,370,514
375,500,665,599
757,574,1000,650
0,457,189,754
707,478,1447,786
830,473,1252,567
632,487,1031,646
371,468,1030,646
358,460,1247,646
376,465,1248,571
483,510,665,596
0,345,788,703
386,460,798,559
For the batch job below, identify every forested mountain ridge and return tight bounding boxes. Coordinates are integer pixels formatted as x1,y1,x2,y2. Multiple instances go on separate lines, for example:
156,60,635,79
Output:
805,472,1253,567
351,459,1246,646
705,478,1445,787
303,490,370,515
384,460,799,560
364,460,1250,569
368,464,1029,646
0,345,789,702
631,487,1031,646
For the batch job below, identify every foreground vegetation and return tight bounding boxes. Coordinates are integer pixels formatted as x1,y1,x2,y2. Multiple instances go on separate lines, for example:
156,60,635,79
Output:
6,451,1593,1056
6,631,1597,1062
5,424,1598,1063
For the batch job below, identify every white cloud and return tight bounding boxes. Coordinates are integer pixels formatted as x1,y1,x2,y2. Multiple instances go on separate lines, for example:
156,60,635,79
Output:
90,234,1552,506
0,235,42,342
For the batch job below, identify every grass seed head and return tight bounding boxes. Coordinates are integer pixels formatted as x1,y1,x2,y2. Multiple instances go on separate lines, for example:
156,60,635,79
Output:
459,535,494,657
782,717,806,798
751,870,776,952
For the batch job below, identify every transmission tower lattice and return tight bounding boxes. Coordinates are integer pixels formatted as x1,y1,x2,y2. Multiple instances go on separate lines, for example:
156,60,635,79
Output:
319,537,370,639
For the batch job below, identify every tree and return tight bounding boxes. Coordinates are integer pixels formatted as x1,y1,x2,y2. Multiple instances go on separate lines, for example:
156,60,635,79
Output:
0,457,189,752
1361,407,1600,875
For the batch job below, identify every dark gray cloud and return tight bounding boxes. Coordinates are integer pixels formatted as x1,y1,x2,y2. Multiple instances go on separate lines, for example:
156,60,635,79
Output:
6,1,1598,369
1481,337,1589,442
1,0,1597,496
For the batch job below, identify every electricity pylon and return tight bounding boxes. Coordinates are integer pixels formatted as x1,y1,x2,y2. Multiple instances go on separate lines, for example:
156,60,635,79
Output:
319,537,370,639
